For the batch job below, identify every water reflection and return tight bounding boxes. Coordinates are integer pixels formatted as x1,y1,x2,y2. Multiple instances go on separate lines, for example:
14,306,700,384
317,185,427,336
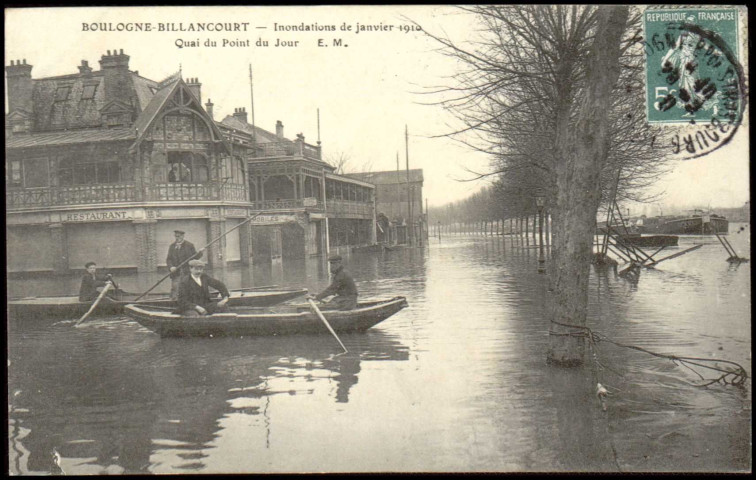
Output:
8,316,409,474
8,225,750,473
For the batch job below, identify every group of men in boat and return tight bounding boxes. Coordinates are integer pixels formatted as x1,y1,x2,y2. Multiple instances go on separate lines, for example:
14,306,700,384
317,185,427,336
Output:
79,229,358,314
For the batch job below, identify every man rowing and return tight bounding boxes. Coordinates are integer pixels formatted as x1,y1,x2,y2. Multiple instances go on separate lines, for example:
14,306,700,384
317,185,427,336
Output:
177,259,230,316
307,254,358,310
78,261,117,302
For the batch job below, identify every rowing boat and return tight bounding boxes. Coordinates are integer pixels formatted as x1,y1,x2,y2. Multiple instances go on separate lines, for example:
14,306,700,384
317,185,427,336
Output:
7,287,308,319
123,297,409,338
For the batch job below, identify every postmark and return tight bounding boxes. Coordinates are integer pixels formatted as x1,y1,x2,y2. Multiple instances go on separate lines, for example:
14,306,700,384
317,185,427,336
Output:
643,8,747,160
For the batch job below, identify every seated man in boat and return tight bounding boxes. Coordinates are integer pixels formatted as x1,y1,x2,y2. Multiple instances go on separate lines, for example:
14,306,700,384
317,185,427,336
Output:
78,262,117,302
307,254,358,310
177,259,231,316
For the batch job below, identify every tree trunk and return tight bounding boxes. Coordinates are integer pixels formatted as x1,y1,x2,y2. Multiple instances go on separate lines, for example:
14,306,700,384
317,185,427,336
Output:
547,6,629,366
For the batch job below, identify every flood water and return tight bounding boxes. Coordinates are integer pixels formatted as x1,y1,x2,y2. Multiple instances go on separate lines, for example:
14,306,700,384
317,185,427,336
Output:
7,224,751,473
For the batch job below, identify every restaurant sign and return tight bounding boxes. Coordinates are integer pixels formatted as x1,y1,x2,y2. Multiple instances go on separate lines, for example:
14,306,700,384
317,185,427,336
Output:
64,210,133,222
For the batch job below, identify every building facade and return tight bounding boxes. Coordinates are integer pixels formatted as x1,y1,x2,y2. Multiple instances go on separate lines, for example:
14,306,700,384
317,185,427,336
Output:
6,52,376,274
346,169,425,245
220,112,376,261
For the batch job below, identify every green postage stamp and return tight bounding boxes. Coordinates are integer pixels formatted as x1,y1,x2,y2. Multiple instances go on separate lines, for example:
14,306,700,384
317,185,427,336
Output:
644,8,743,125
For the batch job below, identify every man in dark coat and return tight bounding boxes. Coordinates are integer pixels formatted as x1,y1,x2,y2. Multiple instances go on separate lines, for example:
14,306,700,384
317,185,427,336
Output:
78,261,115,302
177,259,231,316
308,254,358,310
166,230,203,300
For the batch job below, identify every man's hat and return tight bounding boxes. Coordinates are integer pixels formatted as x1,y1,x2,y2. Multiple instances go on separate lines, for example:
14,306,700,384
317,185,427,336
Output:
328,254,343,263
174,230,186,234
188,259,206,267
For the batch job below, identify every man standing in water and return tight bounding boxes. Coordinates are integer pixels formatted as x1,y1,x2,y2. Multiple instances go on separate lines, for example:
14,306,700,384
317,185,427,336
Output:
166,229,203,300
308,254,358,310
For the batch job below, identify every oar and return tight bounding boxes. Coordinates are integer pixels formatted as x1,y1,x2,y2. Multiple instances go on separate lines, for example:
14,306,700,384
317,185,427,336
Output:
75,283,112,326
134,213,262,301
308,299,348,354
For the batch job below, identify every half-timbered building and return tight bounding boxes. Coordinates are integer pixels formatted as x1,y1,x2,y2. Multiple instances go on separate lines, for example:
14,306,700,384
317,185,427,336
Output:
6,51,377,275
6,51,250,274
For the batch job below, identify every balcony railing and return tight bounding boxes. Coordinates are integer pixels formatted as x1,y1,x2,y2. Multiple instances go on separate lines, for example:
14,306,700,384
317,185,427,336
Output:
7,182,248,209
326,199,374,218
302,143,321,159
221,183,248,202
249,198,317,210
7,184,137,209
151,183,219,201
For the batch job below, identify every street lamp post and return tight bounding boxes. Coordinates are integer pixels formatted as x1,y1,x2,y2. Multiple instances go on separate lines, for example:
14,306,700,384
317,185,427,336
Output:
535,193,546,273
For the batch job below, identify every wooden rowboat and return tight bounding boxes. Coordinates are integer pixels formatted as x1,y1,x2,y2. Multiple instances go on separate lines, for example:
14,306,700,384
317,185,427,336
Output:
123,296,409,338
8,287,308,319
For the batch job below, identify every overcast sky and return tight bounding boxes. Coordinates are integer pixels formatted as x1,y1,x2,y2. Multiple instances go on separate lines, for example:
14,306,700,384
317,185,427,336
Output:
5,6,749,210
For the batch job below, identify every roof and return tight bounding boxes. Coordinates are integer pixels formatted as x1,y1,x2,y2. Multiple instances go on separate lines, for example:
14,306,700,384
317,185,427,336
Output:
131,78,177,137
132,75,159,111
28,71,156,132
326,172,375,188
219,115,281,143
5,127,136,149
131,78,230,154
346,169,424,185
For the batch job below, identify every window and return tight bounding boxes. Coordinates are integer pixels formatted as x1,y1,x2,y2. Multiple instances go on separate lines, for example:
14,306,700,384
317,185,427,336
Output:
57,156,121,185
96,162,120,183
220,155,244,184
55,86,71,102
167,152,208,183
81,84,97,100
59,157,74,186
74,163,96,184
7,160,22,187
24,157,49,188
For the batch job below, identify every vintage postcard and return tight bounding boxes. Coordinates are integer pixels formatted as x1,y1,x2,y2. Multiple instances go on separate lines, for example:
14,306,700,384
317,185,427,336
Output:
6,5,750,474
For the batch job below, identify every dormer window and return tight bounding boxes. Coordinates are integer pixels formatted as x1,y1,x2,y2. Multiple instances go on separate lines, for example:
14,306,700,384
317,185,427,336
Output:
81,84,97,100
149,86,158,94
55,86,71,102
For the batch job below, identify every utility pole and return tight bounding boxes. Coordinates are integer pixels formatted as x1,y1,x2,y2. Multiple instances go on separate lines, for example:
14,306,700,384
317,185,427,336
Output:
249,65,257,150
426,198,429,243
405,125,413,246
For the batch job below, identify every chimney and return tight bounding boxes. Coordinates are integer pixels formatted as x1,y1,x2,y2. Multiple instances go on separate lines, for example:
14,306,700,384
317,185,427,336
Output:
5,59,33,113
99,49,131,106
233,107,248,124
186,77,201,103
78,60,92,75
205,98,214,120
276,120,284,139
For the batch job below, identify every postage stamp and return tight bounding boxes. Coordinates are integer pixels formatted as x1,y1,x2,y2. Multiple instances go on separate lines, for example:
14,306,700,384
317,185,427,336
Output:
643,7,747,160
644,8,742,124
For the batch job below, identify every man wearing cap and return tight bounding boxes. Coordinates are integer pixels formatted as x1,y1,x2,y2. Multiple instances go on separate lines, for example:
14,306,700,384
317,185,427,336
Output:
177,259,230,316
307,254,358,310
78,261,117,302
166,230,203,300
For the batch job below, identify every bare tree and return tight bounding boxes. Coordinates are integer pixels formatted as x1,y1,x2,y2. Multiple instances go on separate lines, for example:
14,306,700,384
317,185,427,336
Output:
424,5,658,365
325,151,351,174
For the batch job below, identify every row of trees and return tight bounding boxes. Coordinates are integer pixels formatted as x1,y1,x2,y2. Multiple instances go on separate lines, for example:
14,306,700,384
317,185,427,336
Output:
425,6,674,365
